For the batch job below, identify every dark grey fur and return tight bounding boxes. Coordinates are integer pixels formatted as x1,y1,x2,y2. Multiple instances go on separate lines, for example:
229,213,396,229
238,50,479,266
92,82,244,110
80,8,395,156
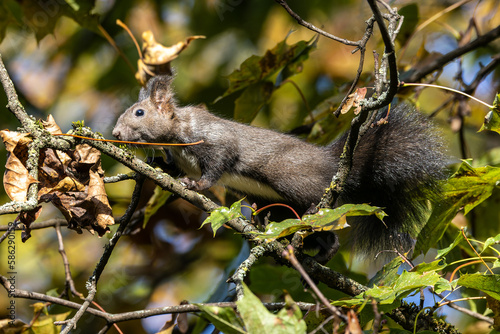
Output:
113,75,447,256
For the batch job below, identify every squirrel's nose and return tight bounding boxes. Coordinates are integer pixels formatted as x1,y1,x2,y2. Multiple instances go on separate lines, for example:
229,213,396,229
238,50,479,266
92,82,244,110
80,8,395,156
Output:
112,128,121,139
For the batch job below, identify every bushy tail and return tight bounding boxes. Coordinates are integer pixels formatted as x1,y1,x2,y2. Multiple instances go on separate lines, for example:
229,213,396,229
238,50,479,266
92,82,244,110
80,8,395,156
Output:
331,105,447,256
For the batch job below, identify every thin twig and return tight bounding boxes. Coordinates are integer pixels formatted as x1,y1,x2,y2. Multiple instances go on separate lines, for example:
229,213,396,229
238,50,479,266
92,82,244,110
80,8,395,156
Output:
57,277,97,333
274,0,359,46
283,246,347,321
0,219,68,231
0,220,19,244
55,223,82,299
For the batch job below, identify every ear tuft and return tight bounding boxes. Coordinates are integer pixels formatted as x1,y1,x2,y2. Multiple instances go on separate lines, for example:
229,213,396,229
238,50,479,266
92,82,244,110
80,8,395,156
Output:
148,75,175,112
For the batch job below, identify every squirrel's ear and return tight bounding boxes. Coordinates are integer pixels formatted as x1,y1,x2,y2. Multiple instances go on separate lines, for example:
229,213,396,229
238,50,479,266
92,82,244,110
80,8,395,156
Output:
149,76,174,112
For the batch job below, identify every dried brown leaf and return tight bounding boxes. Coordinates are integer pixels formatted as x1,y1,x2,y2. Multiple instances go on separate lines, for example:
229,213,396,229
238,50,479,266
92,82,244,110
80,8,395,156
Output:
41,114,63,135
75,144,101,165
3,153,38,201
341,87,367,115
18,206,42,242
345,309,362,334
88,160,114,232
0,130,37,201
135,31,205,85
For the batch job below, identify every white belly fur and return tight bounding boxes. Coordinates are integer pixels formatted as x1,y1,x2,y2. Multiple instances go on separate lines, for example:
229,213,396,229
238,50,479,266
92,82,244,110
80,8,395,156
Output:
219,173,283,201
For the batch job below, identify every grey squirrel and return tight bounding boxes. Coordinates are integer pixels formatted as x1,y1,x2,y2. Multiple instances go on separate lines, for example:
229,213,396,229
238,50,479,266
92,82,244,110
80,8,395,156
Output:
112,75,446,259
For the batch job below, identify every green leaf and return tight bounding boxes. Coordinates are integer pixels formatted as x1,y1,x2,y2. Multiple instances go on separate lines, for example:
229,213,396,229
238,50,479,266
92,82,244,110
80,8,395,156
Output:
457,274,500,301
479,93,500,134
391,270,441,297
396,4,419,46
434,278,454,294
436,230,465,259
201,199,244,236
411,259,447,274
21,0,100,42
482,233,500,253
369,256,404,287
143,186,172,228
335,270,441,311
196,304,246,334
250,204,386,241
415,160,500,255
218,36,316,100
447,161,500,215
237,283,306,334
234,81,275,123
30,311,71,334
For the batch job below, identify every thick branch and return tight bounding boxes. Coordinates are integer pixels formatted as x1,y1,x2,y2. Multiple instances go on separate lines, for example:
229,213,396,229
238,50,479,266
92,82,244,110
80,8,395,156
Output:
363,0,399,111
403,25,500,83
0,54,37,130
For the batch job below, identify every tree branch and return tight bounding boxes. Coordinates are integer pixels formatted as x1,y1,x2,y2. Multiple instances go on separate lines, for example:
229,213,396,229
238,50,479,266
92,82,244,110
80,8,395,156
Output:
274,0,360,46
403,25,500,83
1,273,316,324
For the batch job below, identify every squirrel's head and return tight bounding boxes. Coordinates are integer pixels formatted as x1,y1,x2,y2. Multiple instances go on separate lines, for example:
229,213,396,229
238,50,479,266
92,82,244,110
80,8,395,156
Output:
112,75,179,144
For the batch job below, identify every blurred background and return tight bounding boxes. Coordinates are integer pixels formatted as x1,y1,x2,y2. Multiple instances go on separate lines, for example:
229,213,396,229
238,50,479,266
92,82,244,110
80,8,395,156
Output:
0,0,499,333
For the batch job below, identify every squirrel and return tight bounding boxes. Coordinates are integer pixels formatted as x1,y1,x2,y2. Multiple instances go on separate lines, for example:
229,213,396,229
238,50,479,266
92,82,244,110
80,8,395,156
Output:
112,75,447,260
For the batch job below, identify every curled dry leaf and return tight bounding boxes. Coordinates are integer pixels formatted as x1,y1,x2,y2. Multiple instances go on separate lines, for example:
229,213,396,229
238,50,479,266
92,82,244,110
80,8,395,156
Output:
41,114,63,135
0,130,37,202
136,31,205,85
0,116,114,239
340,87,367,115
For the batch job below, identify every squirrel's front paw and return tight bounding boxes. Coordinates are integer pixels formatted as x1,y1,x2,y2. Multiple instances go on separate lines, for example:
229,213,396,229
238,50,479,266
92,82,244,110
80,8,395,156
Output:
180,177,212,191
180,177,198,190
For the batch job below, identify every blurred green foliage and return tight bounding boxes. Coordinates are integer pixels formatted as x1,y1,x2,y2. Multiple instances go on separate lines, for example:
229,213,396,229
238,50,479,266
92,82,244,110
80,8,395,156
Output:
0,0,499,333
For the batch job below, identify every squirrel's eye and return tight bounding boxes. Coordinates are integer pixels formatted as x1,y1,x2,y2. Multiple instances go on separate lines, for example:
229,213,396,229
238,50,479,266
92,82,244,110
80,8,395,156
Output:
135,109,145,117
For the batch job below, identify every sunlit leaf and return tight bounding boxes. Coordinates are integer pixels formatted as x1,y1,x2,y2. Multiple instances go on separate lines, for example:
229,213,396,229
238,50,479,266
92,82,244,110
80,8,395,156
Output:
416,160,500,255
237,283,306,334
483,233,500,253
458,274,500,301
196,304,245,334
436,230,465,259
480,93,500,134
30,311,71,333
369,256,404,287
201,199,244,236
250,204,385,241
333,270,441,311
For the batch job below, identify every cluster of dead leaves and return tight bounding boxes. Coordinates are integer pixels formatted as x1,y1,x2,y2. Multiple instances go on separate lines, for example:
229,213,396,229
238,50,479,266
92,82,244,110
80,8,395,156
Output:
0,116,113,241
